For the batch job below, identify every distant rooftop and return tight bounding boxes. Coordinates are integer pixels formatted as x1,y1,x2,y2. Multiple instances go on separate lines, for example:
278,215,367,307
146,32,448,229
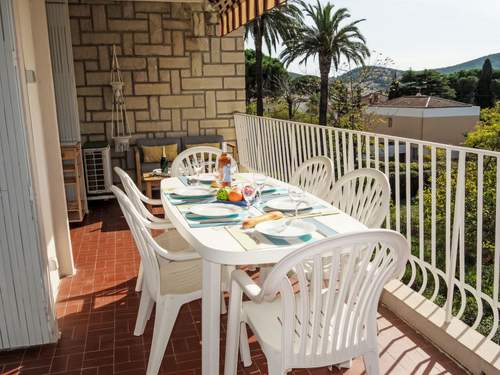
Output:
373,95,473,109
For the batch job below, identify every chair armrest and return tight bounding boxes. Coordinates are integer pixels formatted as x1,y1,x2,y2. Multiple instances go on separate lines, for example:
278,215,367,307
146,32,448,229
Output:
158,249,201,262
144,221,175,231
141,197,163,206
231,269,263,303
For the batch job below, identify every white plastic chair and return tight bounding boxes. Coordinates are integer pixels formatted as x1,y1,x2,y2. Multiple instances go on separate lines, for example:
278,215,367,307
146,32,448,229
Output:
290,156,334,201
224,229,409,375
113,185,202,374
114,167,174,292
114,167,172,227
170,146,238,177
328,168,391,228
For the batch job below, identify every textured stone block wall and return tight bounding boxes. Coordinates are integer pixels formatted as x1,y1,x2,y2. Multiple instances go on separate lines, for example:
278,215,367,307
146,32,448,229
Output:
68,0,245,171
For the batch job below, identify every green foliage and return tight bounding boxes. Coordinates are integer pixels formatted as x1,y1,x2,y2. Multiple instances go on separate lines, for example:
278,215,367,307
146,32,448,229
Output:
389,69,456,99
411,105,500,341
292,75,321,97
475,58,496,108
245,3,301,115
465,103,500,151
245,49,287,101
449,75,478,103
329,80,363,130
280,0,369,125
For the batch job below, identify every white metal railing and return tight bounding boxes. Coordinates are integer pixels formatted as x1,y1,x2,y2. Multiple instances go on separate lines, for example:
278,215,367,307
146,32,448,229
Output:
234,113,500,344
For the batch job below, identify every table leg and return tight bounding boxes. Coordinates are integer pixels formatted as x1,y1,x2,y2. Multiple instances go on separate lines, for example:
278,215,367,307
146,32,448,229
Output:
146,182,152,211
202,260,221,375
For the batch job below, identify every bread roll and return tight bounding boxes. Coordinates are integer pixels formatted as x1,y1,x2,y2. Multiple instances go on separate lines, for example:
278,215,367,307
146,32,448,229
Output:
242,211,284,229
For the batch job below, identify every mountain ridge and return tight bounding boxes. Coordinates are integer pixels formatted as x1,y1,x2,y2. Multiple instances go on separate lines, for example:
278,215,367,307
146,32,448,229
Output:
435,52,500,74
330,52,500,92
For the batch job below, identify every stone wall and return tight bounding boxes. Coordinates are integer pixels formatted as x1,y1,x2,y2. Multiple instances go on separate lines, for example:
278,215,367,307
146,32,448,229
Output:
68,0,245,171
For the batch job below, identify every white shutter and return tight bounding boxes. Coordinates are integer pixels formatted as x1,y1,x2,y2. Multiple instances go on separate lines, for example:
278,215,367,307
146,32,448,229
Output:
46,0,81,144
0,0,58,349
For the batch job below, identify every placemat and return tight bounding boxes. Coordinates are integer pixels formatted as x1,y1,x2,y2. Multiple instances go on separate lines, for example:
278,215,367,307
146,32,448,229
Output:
226,217,338,251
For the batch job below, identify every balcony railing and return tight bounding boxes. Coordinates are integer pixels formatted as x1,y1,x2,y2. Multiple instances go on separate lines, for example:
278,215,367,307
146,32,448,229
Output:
234,113,500,346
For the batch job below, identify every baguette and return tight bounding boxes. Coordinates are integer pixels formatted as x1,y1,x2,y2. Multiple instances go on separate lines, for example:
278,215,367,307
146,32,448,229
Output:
242,211,284,229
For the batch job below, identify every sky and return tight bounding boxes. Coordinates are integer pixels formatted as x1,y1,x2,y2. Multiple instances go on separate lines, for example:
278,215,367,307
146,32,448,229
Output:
245,0,500,76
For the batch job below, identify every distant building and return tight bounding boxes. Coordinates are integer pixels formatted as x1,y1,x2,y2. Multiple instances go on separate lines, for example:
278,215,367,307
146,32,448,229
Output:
365,95,480,145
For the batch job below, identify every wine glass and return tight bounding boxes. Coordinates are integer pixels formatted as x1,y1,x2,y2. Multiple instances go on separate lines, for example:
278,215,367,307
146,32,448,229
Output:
254,174,267,203
242,184,257,209
193,158,204,185
288,186,305,217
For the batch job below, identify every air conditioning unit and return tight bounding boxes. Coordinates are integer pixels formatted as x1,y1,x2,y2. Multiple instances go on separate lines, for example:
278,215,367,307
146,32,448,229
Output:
83,142,113,200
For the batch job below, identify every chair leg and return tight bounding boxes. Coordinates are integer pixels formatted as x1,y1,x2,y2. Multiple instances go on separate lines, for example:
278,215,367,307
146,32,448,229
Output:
134,288,154,336
239,322,252,367
135,262,143,292
362,350,380,375
146,299,182,375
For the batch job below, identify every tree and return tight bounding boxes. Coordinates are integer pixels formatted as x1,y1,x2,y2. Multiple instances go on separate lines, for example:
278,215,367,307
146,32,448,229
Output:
280,0,369,125
274,74,320,119
245,4,300,116
390,69,455,99
245,49,287,103
464,103,500,150
475,58,496,108
448,74,478,104
329,80,362,129
490,79,500,102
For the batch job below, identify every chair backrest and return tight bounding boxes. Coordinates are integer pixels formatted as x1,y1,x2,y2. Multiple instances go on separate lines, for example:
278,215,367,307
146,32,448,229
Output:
260,230,409,368
290,156,334,200
170,146,237,177
328,168,390,228
111,185,170,299
114,167,160,223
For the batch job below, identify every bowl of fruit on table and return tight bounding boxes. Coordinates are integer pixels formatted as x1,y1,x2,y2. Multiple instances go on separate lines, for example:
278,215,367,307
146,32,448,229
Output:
215,186,246,206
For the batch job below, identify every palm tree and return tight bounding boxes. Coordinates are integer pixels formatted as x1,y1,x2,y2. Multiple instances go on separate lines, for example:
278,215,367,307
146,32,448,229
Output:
281,0,369,125
245,4,300,116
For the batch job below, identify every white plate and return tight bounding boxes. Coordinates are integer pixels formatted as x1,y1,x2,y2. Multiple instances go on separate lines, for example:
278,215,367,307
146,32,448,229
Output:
172,186,214,198
197,173,217,182
255,219,316,239
265,197,314,211
190,203,243,218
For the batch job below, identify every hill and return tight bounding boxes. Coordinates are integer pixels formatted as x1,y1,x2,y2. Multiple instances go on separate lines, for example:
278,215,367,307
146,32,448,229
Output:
435,53,500,74
335,66,403,92
287,53,500,93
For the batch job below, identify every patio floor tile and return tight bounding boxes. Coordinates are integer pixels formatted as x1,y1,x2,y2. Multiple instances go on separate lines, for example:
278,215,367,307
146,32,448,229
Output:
0,200,467,374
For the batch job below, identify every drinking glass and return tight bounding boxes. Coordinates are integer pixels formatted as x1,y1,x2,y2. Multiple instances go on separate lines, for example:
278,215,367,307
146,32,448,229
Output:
254,174,267,203
288,186,305,217
242,184,257,209
193,158,204,185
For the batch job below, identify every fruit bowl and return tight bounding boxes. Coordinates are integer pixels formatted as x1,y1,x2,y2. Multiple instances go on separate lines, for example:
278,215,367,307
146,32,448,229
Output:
216,187,245,206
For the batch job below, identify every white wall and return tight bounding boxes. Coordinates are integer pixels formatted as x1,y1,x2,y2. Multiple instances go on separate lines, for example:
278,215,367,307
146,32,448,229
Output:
13,0,75,295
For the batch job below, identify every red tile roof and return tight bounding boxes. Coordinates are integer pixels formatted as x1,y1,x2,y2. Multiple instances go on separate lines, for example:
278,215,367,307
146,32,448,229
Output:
374,96,473,108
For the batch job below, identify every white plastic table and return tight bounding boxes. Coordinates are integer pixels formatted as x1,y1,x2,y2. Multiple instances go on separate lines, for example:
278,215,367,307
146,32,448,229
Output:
161,174,367,375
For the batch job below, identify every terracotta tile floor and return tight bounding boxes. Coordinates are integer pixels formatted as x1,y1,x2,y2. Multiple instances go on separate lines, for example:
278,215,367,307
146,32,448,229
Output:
0,201,468,375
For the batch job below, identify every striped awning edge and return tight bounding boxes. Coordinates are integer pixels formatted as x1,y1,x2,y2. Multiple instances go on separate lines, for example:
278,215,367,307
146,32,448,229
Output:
211,0,287,36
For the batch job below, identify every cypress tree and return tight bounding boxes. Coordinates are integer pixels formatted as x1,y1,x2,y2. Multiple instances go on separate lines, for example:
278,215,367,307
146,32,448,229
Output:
475,58,495,108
